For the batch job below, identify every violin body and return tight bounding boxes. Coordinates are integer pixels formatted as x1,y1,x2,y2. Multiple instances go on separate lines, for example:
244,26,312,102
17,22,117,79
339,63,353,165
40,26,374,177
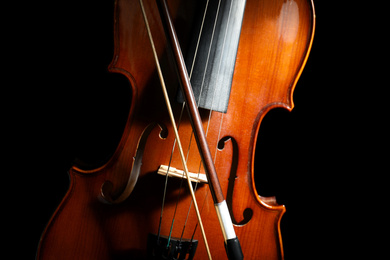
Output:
38,0,315,259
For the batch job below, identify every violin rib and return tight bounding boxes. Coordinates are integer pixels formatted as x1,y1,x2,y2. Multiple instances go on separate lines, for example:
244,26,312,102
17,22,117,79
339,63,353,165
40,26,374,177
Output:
37,0,315,259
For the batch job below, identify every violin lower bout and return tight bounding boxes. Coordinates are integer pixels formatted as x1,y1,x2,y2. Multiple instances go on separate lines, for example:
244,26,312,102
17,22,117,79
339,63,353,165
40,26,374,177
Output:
37,164,285,259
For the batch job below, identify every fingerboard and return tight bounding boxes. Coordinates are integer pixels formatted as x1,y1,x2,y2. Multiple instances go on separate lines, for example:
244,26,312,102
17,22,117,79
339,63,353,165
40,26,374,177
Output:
178,0,247,113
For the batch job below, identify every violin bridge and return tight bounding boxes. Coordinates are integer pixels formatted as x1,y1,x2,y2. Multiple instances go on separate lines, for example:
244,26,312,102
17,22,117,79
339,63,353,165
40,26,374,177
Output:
157,165,208,183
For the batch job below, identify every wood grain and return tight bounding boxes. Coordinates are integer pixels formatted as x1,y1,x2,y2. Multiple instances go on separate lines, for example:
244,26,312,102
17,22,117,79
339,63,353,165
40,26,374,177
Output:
37,0,315,259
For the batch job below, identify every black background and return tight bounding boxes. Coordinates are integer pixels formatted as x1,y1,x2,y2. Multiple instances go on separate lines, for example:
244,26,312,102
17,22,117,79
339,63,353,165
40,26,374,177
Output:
6,0,385,259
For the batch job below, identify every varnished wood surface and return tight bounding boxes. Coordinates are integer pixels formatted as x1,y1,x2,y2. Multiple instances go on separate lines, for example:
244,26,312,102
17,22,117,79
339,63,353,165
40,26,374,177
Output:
37,0,315,259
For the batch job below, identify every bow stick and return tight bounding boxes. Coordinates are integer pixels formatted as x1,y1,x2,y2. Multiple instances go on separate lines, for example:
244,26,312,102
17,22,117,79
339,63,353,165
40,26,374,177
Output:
155,0,243,259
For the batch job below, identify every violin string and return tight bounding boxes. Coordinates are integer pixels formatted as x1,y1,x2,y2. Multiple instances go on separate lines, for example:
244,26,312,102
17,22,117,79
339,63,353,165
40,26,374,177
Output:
184,0,235,240
155,0,211,241
139,1,212,258
189,0,210,80
157,0,230,245
195,0,223,109
162,0,213,242
207,0,234,159
156,110,183,241
179,0,226,240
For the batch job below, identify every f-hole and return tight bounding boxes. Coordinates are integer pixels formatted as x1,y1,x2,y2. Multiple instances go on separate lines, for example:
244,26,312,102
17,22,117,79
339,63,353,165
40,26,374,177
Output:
101,122,167,204
218,136,253,226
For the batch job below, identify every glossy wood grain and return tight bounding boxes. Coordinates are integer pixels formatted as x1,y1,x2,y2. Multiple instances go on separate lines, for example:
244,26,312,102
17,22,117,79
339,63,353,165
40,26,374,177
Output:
37,0,315,259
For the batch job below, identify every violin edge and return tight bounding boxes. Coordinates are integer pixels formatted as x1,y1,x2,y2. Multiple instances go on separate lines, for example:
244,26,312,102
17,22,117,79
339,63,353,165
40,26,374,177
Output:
250,0,316,200
249,1,315,259
287,0,316,112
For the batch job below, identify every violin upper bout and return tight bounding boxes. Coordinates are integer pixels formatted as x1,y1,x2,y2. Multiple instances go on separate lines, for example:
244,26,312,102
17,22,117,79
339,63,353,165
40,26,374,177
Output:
234,0,315,114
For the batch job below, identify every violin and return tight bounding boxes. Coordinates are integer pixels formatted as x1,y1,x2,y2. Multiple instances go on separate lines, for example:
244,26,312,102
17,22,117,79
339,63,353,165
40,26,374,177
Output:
38,0,315,259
